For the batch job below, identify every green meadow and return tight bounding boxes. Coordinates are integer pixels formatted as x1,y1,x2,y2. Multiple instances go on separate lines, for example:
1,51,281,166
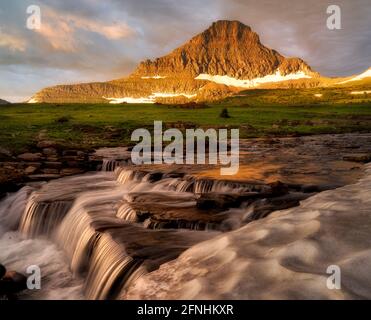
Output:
0,87,370,153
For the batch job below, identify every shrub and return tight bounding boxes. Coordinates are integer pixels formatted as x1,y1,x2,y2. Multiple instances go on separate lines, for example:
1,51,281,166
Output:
220,108,231,118
55,116,71,123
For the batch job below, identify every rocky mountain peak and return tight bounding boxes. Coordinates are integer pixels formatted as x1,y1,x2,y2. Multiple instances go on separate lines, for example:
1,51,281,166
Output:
132,20,313,80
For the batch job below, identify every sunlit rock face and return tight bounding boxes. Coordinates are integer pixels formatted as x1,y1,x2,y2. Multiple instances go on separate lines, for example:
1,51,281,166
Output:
132,20,313,79
30,20,317,104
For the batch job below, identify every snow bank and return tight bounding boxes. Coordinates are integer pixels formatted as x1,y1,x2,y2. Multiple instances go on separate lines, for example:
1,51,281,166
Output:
339,68,371,84
195,70,311,88
103,97,155,104
351,90,371,95
125,163,371,300
141,75,167,79
103,92,196,104
28,97,39,104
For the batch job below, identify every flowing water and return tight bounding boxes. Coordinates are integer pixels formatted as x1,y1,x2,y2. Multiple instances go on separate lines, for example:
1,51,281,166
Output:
2,167,262,299
1,134,370,300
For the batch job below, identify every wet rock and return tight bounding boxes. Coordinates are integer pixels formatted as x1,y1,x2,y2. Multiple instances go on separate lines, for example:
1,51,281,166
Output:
0,147,12,158
301,184,320,193
42,148,58,156
46,156,60,162
0,265,27,297
268,181,289,196
24,166,38,175
28,174,61,180
76,151,86,158
17,153,43,162
61,156,81,162
343,154,371,163
41,168,59,175
197,193,258,210
44,161,62,169
62,150,78,156
37,140,57,149
146,171,163,182
60,168,85,176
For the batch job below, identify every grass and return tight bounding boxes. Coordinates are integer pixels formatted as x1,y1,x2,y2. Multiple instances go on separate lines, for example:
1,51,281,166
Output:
0,87,370,153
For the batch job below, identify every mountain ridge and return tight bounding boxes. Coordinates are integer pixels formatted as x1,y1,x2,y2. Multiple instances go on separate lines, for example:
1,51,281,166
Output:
0,99,10,105
29,20,368,104
131,20,314,80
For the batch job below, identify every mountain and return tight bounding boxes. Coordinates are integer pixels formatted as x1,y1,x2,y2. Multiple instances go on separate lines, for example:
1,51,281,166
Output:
132,20,313,79
30,20,319,104
338,67,371,84
0,99,10,105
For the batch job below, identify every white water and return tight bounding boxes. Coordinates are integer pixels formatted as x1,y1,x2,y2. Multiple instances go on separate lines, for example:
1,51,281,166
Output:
125,164,371,300
0,187,84,299
3,158,369,300
0,168,225,299
195,70,311,88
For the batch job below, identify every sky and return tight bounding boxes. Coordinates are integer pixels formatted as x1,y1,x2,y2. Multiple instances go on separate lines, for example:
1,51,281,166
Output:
0,0,370,102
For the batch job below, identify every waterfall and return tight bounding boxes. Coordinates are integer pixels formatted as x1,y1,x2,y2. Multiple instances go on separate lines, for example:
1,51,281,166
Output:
143,218,219,231
116,202,138,222
102,159,132,172
116,168,148,184
20,197,73,237
83,233,146,300
0,186,34,234
193,179,268,194
0,163,300,300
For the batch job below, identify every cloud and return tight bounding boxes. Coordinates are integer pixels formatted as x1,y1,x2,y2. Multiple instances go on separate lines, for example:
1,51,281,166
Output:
0,0,370,102
0,29,27,51
35,6,134,52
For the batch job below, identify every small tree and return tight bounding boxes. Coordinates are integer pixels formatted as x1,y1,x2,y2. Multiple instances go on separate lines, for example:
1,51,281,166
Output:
220,108,231,118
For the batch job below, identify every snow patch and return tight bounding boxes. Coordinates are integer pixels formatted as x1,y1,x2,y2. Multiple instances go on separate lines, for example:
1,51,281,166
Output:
350,90,371,95
28,97,39,104
339,68,371,84
314,94,323,98
141,75,167,79
195,70,311,88
103,92,197,104
104,97,155,104
152,92,197,99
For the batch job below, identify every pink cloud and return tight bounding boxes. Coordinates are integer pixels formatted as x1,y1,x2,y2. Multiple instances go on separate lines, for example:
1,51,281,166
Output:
0,29,27,51
35,7,134,52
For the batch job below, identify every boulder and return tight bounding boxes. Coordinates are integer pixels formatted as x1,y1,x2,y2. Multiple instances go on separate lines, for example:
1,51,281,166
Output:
17,153,42,161
36,140,57,149
28,174,61,180
42,148,58,156
44,161,62,169
0,147,12,158
0,265,27,297
41,168,59,175
60,168,85,176
343,154,371,163
24,166,38,175
0,273,28,297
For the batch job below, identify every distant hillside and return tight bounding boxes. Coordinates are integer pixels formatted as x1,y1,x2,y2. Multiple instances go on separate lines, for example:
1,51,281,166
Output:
0,99,10,105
